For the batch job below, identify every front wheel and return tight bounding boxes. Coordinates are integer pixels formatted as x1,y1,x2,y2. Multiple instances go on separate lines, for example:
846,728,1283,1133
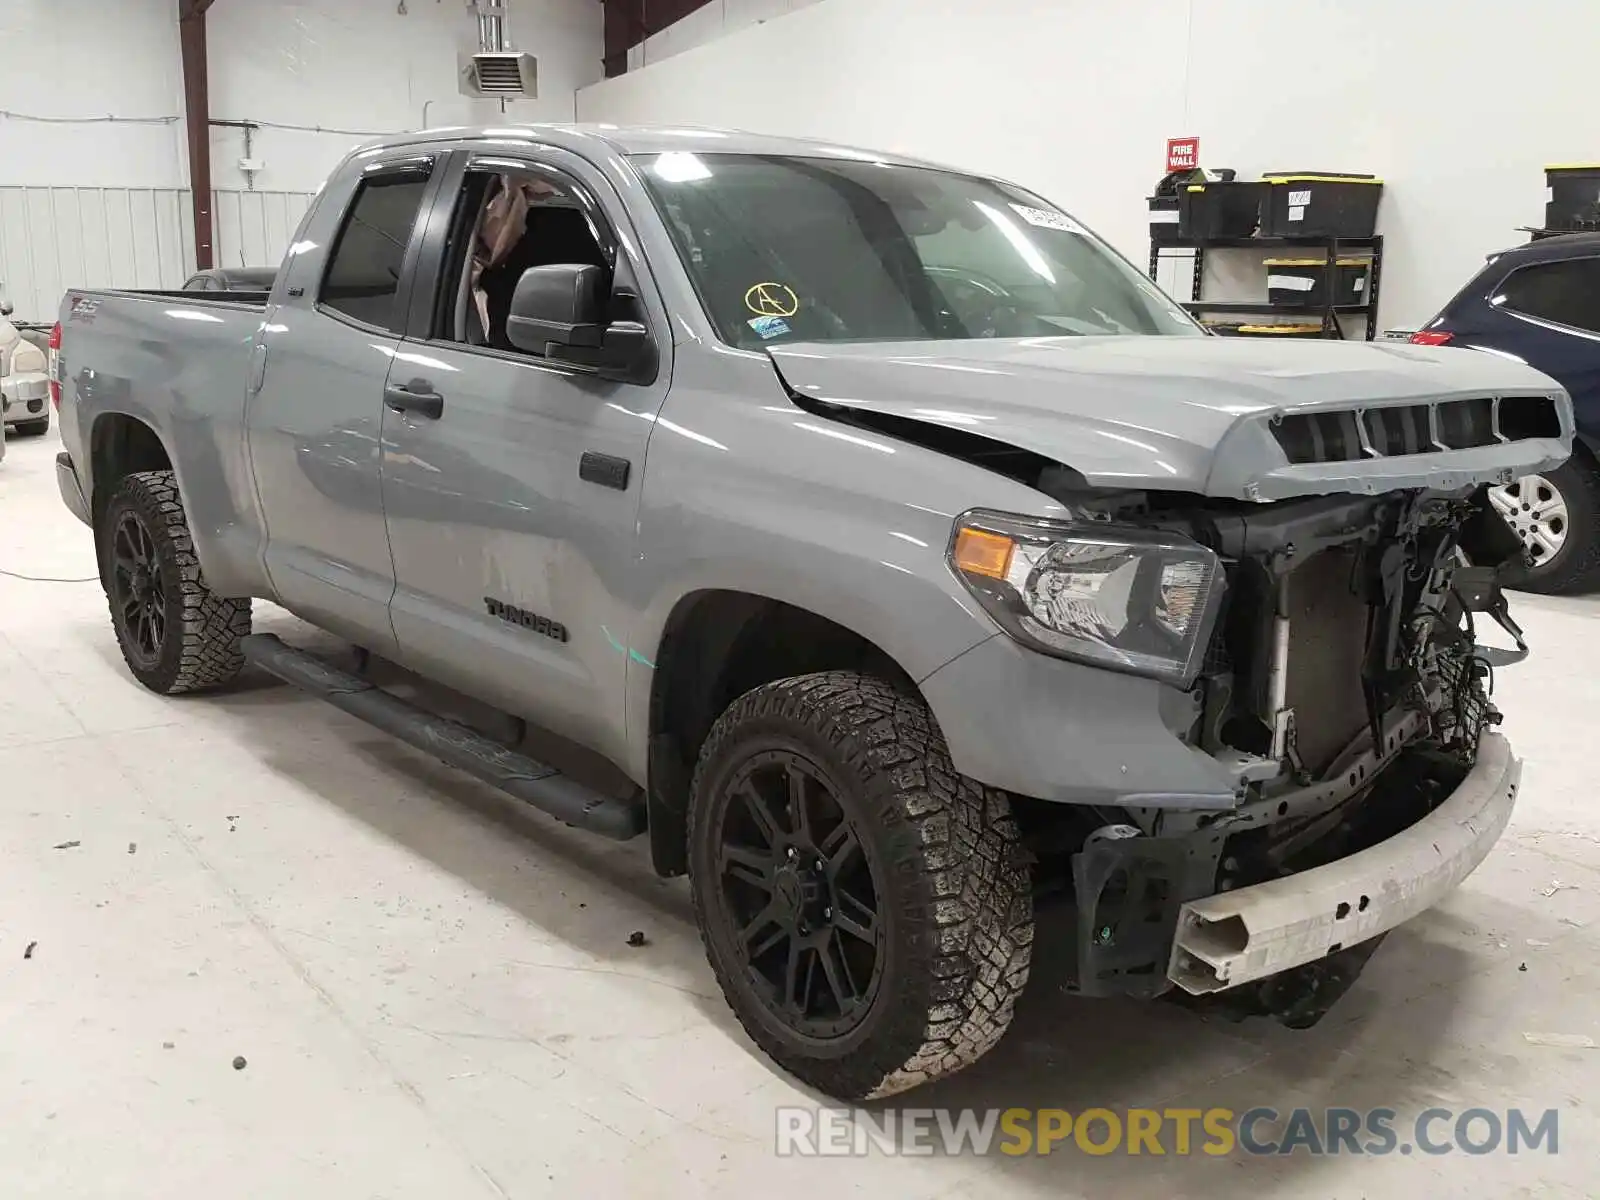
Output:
99,470,252,694
688,671,1033,1100
1491,452,1600,594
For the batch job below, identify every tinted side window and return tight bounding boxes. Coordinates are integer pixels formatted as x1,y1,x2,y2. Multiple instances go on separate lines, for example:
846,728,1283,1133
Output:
320,170,432,330
1501,258,1600,334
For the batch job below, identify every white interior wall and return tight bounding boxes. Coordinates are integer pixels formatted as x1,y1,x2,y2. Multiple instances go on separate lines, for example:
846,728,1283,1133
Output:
206,0,603,192
0,0,603,193
579,0,1587,328
0,0,602,318
0,187,317,322
0,0,186,189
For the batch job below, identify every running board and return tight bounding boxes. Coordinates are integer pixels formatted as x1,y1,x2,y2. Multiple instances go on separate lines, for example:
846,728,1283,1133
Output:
240,633,646,841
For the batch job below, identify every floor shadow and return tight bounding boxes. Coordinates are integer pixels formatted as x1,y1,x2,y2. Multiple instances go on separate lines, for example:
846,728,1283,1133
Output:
206,621,711,989
190,617,1494,1196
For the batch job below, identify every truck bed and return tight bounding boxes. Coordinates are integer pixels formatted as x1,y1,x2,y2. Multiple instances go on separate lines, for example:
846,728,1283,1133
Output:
56,287,270,589
90,288,270,307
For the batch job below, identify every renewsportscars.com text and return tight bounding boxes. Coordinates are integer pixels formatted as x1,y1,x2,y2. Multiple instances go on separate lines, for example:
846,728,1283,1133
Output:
775,1106,1560,1157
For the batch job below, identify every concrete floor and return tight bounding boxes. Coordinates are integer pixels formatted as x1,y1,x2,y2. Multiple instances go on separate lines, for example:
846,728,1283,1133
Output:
2,427,1597,1198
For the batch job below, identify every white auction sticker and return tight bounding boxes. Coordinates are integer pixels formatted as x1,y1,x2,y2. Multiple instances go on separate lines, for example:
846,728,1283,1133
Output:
1011,204,1085,233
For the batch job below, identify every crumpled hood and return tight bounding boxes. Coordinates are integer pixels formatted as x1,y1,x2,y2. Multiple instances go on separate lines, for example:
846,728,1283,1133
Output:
768,336,1574,500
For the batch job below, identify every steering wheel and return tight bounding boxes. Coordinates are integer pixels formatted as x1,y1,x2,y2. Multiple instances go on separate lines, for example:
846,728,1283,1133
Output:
926,268,1030,338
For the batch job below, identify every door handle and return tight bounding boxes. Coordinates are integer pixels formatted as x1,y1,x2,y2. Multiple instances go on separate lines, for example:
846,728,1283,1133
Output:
384,379,444,420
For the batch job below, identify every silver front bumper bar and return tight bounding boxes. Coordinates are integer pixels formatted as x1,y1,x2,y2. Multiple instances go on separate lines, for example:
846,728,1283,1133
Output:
1168,732,1520,994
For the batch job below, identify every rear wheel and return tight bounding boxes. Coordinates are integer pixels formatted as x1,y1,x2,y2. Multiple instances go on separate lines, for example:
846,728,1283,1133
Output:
688,671,1033,1100
99,470,252,694
11,416,49,437
1491,452,1600,594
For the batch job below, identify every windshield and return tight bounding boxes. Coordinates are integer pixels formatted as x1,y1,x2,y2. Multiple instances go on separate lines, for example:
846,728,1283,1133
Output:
633,151,1201,349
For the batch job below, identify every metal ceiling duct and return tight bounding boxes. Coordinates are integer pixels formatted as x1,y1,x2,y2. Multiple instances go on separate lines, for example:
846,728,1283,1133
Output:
461,0,538,99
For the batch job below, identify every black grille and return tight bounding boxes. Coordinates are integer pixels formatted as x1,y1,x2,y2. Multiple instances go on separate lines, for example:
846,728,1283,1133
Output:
1271,395,1560,465
1435,396,1495,450
1272,409,1366,463
1363,404,1433,456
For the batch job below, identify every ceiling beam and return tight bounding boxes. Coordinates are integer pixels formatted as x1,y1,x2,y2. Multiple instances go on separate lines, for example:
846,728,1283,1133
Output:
178,0,215,270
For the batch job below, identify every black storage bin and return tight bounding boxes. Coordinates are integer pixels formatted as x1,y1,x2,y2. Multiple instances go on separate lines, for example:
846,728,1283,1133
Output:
1148,193,1181,244
1149,167,1204,244
1545,165,1600,232
1260,173,1381,237
1264,257,1372,306
1179,181,1265,238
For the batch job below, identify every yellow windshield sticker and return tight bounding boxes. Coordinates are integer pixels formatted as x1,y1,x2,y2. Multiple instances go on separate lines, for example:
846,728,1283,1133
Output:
745,282,799,317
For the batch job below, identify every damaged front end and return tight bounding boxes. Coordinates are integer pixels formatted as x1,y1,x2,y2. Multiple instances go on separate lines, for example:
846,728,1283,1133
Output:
1042,483,1529,1026
764,337,1568,1025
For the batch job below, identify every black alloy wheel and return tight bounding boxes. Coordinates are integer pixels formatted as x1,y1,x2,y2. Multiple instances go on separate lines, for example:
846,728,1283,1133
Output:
98,470,251,694
713,749,884,1040
109,509,167,669
688,671,1033,1101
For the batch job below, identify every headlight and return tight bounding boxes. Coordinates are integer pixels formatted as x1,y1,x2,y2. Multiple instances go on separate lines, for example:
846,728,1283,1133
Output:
948,510,1225,686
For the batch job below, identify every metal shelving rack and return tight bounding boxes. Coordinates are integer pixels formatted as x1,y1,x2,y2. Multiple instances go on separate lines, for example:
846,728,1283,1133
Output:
1147,233,1384,340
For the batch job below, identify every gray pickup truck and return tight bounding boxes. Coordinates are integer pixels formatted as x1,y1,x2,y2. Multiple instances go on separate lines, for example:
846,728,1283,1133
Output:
53,124,1569,1100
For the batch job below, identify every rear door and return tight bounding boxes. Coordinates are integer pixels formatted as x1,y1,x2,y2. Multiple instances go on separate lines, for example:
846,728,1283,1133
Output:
1462,254,1600,440
245,151,442,649
375,144,671,764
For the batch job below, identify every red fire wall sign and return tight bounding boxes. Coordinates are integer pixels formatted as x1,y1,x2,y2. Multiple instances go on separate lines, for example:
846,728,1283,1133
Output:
1166,137,1199,172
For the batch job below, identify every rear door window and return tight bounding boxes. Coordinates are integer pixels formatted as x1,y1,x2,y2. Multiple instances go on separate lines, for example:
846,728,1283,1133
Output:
319,166,433,331
1500,258,1600,335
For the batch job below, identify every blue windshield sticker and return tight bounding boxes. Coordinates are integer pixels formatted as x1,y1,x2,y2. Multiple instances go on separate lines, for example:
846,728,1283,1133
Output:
747,314,792,339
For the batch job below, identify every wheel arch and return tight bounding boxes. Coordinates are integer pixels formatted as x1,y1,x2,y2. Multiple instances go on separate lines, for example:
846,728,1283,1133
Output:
87,412,174,583
644,588,927,877
88,412,173,529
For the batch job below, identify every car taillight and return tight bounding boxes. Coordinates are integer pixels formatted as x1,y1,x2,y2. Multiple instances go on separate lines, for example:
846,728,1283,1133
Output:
47,321,61,408
1409,330,1454,346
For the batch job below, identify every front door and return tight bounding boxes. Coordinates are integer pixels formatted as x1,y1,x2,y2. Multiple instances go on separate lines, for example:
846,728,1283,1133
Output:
377,146,670,764
246,152,441,649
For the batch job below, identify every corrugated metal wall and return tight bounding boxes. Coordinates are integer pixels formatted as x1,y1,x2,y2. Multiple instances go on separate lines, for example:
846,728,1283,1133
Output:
0,188,315,324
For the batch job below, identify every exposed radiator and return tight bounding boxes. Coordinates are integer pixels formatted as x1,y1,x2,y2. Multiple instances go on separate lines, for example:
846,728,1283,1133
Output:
1280,547,1371,774
1224,546,1371,775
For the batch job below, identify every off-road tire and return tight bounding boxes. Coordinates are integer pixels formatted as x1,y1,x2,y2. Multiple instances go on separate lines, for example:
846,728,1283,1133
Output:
1500,450,1600,595
688,670,1033,1100
11,416,49,437
99,470,251,694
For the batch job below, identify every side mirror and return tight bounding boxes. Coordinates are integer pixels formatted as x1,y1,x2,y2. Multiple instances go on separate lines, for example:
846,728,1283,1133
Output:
0,302,13,318
506,263,607,352
506,263,658,385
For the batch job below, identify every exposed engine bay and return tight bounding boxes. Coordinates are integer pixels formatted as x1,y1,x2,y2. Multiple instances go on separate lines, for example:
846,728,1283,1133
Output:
770,343,1561,1027
1019,482,1530,1024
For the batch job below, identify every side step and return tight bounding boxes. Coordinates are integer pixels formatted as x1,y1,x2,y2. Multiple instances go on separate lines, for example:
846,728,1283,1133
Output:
240,634,646,841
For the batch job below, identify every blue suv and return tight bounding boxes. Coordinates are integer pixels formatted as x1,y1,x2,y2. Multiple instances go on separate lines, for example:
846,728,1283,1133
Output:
1414,233,1600,592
